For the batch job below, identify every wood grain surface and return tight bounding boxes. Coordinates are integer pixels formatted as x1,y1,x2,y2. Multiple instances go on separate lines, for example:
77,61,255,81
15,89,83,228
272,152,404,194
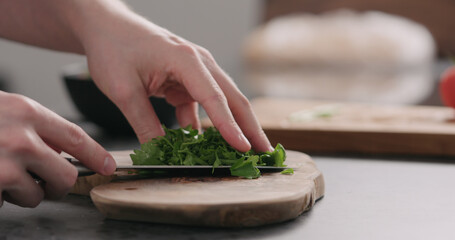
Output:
202,98,455,157
89,150,324,227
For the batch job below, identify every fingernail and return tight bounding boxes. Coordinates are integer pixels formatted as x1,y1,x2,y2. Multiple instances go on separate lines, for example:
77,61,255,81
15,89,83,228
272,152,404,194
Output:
268,145,275,152
239,134,251,150
103,156,117,175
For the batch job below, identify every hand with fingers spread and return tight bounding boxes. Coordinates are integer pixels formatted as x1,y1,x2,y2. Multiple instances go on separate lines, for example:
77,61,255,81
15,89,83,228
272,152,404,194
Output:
0,0,273,208
82,14,273,153
0,92,116,207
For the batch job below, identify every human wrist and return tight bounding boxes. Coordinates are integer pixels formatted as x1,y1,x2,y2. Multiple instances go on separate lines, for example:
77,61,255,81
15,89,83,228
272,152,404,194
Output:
47,0,139,54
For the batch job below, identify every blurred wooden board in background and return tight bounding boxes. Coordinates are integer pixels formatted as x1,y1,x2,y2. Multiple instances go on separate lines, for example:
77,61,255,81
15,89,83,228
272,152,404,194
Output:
202,98,455,157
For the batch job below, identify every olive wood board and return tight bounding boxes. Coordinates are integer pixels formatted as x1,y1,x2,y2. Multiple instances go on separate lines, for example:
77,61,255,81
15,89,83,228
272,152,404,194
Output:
71,150,324,227
203,98,455,157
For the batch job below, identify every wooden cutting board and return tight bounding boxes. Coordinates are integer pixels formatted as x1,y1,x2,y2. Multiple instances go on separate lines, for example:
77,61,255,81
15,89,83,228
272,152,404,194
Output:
203,98,455,157
80,150,324,227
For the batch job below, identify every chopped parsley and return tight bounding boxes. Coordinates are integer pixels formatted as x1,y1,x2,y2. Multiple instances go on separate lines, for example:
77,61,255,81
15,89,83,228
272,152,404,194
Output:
130,126,288,179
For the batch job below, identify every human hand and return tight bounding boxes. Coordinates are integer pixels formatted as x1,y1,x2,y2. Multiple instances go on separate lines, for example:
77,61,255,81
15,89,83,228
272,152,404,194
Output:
0,0,272,152
77,7,273,153
0,92,116,207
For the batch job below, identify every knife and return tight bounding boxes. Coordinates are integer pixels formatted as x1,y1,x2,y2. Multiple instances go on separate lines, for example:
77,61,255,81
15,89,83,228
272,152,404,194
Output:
66,157,289,177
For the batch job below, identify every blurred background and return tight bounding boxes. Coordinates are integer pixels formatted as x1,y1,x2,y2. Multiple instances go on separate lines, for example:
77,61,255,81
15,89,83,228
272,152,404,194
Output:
0,0,454,128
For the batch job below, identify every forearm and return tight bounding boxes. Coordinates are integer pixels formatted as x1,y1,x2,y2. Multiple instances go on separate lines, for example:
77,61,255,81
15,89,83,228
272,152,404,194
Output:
0,0,137,54
0,0,83,53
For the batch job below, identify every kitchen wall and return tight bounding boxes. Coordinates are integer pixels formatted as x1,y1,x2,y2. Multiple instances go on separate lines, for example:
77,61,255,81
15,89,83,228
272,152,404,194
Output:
0,0,262,119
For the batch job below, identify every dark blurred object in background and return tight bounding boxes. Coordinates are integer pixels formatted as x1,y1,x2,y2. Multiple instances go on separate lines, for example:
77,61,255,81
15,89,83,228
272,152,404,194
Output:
63,69,177,136
264,0,455,57
0,73,9,91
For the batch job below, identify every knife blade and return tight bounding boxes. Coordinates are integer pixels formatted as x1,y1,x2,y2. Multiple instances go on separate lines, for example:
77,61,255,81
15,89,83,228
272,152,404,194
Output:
66,157,289,177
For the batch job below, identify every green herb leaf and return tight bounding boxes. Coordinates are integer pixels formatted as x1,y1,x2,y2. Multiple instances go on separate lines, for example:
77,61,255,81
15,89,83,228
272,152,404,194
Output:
230,156,260,179
130,126,287,178
271,143,287,167
280,168,294,175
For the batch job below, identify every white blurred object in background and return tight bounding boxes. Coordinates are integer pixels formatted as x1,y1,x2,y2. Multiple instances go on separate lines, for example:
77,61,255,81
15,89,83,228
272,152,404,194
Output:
244,10,436,104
